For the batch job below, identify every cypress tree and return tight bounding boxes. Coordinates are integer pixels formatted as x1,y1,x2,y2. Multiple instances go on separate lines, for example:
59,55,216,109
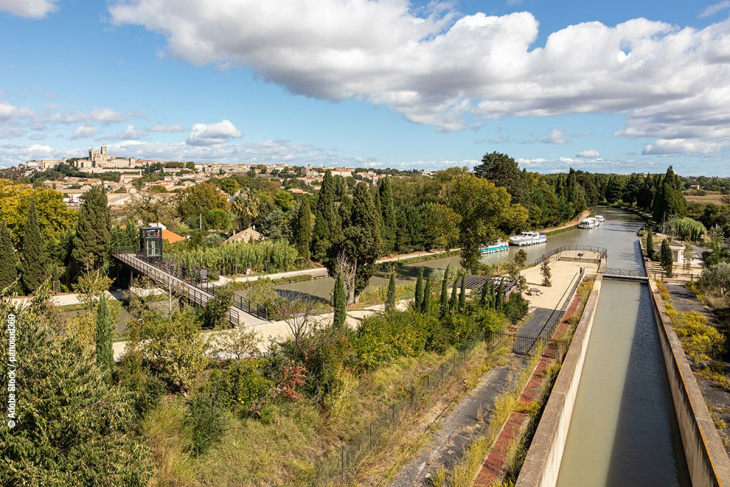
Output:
496,279,504,311
312,170,340,261
293,198,313,263
423,276,432,314
646,227,654,259
459,275,466,311
414,267,424,311
0,220,17,291
327,182,382,303
661,238,674,277
450,276,459,312
440,266,450,317
20,200,48,293
95,294,113,376
480,277,489,306
385,272,396,313
333,272,347,328
71,186,111,275
379,177,397,253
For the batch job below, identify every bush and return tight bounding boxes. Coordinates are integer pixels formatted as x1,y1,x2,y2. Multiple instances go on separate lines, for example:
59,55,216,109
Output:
214,359,273,415
504,293,529,324
353,311,434,369
186,390,226,456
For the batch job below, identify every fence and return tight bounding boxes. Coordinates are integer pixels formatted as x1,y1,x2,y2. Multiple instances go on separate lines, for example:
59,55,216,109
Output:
112,248,270,321
485,331,569,361
531,245,607,267
311,333,487,485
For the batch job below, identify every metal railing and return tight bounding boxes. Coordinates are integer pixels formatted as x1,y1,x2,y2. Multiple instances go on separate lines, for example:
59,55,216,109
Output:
532,245,608,266
604,267,648,278
112,250,244,327
486,331,569,361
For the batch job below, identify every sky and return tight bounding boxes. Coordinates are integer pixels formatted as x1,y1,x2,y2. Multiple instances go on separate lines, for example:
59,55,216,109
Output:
0,0,729,175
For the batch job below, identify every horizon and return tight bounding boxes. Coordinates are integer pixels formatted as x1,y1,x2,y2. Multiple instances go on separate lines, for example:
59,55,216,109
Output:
0,1,729,174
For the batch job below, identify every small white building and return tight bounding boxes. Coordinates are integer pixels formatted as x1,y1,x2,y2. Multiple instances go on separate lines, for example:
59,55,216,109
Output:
669,243,685,265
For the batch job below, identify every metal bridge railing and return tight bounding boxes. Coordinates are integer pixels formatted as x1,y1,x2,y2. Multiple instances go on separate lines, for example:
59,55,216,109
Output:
532,245,607,266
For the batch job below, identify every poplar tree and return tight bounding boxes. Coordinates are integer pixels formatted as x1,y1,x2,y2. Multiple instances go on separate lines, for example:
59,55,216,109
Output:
378,177,397,253
332,272,347,328
71,186,111,276
385,273,396,313
480,277,489,306
20,200,48,293
496,279,504,311
414,267,424,311
95,294,113,376
422,276,432,314
459,275,466,311
440,266,450,317
0,220,17,291
293,198,313,263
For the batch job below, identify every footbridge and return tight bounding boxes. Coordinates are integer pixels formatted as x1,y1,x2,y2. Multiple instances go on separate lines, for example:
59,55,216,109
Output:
112,251,268,327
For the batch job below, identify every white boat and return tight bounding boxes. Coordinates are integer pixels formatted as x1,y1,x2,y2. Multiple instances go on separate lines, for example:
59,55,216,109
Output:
578,217,598,229
595,215,605,223
509,232,547,246
479,240,509,254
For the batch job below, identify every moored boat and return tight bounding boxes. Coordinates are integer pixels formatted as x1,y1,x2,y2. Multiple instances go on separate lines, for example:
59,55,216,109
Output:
578,217,598,229
479,239,509,254
595,215,605,223
508,232,547,246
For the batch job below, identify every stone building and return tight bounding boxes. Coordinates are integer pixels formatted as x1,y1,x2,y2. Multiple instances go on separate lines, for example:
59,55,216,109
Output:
73,146,137,172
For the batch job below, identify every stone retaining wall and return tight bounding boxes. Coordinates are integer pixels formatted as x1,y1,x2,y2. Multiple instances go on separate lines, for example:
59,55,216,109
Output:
648,278,730,486
514,276,603,487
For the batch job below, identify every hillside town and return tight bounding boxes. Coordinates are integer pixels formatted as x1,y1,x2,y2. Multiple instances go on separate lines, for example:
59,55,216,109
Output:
8,145,415,208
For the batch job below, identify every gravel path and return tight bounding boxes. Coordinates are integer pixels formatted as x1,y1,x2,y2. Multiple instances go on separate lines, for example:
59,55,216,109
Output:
389,356,527,487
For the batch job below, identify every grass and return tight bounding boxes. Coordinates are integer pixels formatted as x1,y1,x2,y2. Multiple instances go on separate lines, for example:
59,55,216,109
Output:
391,249,460,267
446,342,545,487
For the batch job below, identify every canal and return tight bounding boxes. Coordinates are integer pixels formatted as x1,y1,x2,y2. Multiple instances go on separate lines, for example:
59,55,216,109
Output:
272,206,646,302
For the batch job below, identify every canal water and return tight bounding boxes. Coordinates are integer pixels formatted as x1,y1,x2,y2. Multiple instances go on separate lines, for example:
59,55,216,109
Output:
554,209,690,486
272,206,645,302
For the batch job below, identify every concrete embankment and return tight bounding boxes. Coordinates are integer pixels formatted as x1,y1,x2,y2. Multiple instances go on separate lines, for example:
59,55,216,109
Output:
514,276,603,487
648,278,730,486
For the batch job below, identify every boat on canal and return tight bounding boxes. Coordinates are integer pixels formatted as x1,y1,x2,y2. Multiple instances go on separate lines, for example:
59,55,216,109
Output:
578,217,598,229
479,239,509,254
509,231,547,246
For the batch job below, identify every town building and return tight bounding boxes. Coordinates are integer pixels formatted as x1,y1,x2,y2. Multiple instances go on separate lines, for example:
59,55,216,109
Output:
72,146,139,173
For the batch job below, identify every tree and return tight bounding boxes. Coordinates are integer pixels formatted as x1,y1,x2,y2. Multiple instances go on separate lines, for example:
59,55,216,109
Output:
379,177,397,253
332,272,347,328
0,292,152,485
20,200,48,293
440,266,450,317
203,287,234,329
646,226,654,258
292,198,313,263
449,275,459,312
71,186,111,276
230,190,260,231
326,183,382,303
95,294,113,376
653,166,686,222
0,220,17,292
414,267,424,311
496,279,504,311
700,262,730,299
481,277,490,307
661,238,674,277
385,272,396,313
177,183,229,226
541,260,552,287
445,174,528,273
459,275,466,311
474,151,530,207
207,326,261,360
514,249,527,268
311,170,341,261
422,275,432,314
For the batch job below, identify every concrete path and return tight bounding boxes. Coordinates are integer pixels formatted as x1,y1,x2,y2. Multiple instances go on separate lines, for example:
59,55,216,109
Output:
390,358,527,487
10,290,118,308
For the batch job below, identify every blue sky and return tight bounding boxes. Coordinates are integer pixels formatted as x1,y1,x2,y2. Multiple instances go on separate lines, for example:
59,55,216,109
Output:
0,0,729,175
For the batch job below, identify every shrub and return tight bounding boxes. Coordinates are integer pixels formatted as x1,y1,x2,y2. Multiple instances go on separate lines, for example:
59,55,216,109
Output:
353,311,433,368
186,390,226,456
214,359,273,415
504,293,529,325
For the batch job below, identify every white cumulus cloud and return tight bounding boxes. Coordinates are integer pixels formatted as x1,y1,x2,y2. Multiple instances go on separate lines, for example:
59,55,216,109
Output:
108,0,730,158
577,149,601,158
70,125,97,139
187,120,242,146
105,124,146,141
149,124,185,133
642,139,726,155
543,128,567,144
699,1,730,18
0,101,34,120
0,0,58,18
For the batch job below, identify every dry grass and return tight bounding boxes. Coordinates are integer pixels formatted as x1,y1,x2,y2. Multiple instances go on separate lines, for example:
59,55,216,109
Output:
685,192,727,205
